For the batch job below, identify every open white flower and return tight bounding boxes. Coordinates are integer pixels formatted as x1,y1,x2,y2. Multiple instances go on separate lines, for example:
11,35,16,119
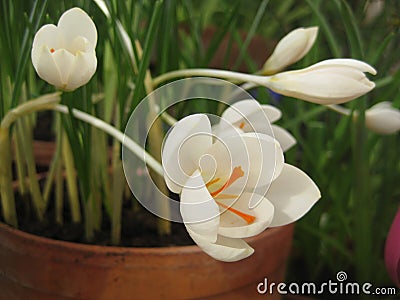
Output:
31,7,97,91
365,102,400,134
213,100,296,151
262,27,318,75
162,114,320,262
263,59,376,104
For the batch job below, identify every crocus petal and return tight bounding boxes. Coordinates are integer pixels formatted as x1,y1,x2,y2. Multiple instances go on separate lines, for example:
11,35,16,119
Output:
58,7,97,48
312,59,377,75
187,228,254,262
33,46,63,88
64,50,97,91
265,59,376,104
267,163,321,227
219,100,275,134
220,100,266,125
385,208,400,287
262,27,318,74
51,49,75,87
218,193,274,238
239,133,284,185
180,170,220,242
162,114,212,194
31,24,63,67
261,104,282,123
365,102,400,134
206,133,284,193
212,122,244,141
271,125,296,152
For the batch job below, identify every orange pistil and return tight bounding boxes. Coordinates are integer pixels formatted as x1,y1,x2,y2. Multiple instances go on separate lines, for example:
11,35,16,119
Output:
239,122,245,129
210,166,244,198
217,202,256,224
50,48,55,53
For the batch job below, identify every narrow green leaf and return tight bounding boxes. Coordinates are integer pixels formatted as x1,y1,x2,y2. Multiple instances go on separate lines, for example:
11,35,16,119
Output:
131,0,164,109
305,0,341,57
201,2,240,66
11,0,48,108
335,0,364,58
232,0,269,70
368,32,395,66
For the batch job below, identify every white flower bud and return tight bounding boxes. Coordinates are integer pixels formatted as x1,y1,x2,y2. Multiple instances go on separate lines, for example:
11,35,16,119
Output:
31,7,97,91
365,102,400,134
262,27,318,75
264,59,377,104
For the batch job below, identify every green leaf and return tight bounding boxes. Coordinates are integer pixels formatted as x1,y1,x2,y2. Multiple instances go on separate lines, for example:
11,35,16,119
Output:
131,0,164,109
11,0,48,108
305,0,341,57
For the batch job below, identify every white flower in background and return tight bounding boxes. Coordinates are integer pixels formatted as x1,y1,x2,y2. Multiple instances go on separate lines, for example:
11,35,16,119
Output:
31,7,97,91
263,59,377,104
262,27,319,75
364,0,385,25
365,102,400,134
162,114,320,262
213,100,296,151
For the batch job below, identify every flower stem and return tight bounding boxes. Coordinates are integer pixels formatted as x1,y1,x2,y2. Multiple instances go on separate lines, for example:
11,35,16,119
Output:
0,92,61,227
161,111,177,126
61,132,81,223
53,105,164,177
14,121,28,196
1,92,62,129
0,127,17,227
152,68,269,87
325,104,351,116
19,116,45,220
136,39,171,235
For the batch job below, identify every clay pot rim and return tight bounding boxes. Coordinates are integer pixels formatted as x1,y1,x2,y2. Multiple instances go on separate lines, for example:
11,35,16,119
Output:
0,221,288,255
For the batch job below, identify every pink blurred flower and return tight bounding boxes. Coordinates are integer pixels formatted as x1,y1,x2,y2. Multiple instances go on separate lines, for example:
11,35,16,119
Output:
385,208,400,287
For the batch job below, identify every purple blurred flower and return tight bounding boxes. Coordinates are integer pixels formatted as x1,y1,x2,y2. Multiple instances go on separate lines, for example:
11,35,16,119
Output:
385,208,400,287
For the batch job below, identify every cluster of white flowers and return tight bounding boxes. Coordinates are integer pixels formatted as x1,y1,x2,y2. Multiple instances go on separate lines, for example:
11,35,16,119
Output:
162,101,320,261
30,7,398,262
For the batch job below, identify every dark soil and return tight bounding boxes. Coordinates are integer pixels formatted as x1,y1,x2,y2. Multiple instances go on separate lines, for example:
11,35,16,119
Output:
33,111,55,141
2,187,194,248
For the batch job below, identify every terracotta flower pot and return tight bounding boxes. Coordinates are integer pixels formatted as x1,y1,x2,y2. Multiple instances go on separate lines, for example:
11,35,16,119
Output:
0,222,294,300
32,140,56,167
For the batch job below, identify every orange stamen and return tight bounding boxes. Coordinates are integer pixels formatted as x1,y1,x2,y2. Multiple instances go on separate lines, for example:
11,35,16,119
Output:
210,166,244,198
239,122,245,129
206,177,220,188
218,202,256,224
50,48,55,53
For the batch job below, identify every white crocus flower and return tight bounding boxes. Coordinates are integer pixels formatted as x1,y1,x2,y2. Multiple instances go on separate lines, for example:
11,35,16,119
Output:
213,100,296,151
31,7,97,91
262,27,318,75
263,59,377,105
162,114,320,262
365,102,400,134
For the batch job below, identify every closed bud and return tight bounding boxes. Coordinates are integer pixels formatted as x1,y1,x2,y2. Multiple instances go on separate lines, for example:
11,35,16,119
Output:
365,102,400,134
262,27,318,75
264,59,376,104
31,8,97,91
